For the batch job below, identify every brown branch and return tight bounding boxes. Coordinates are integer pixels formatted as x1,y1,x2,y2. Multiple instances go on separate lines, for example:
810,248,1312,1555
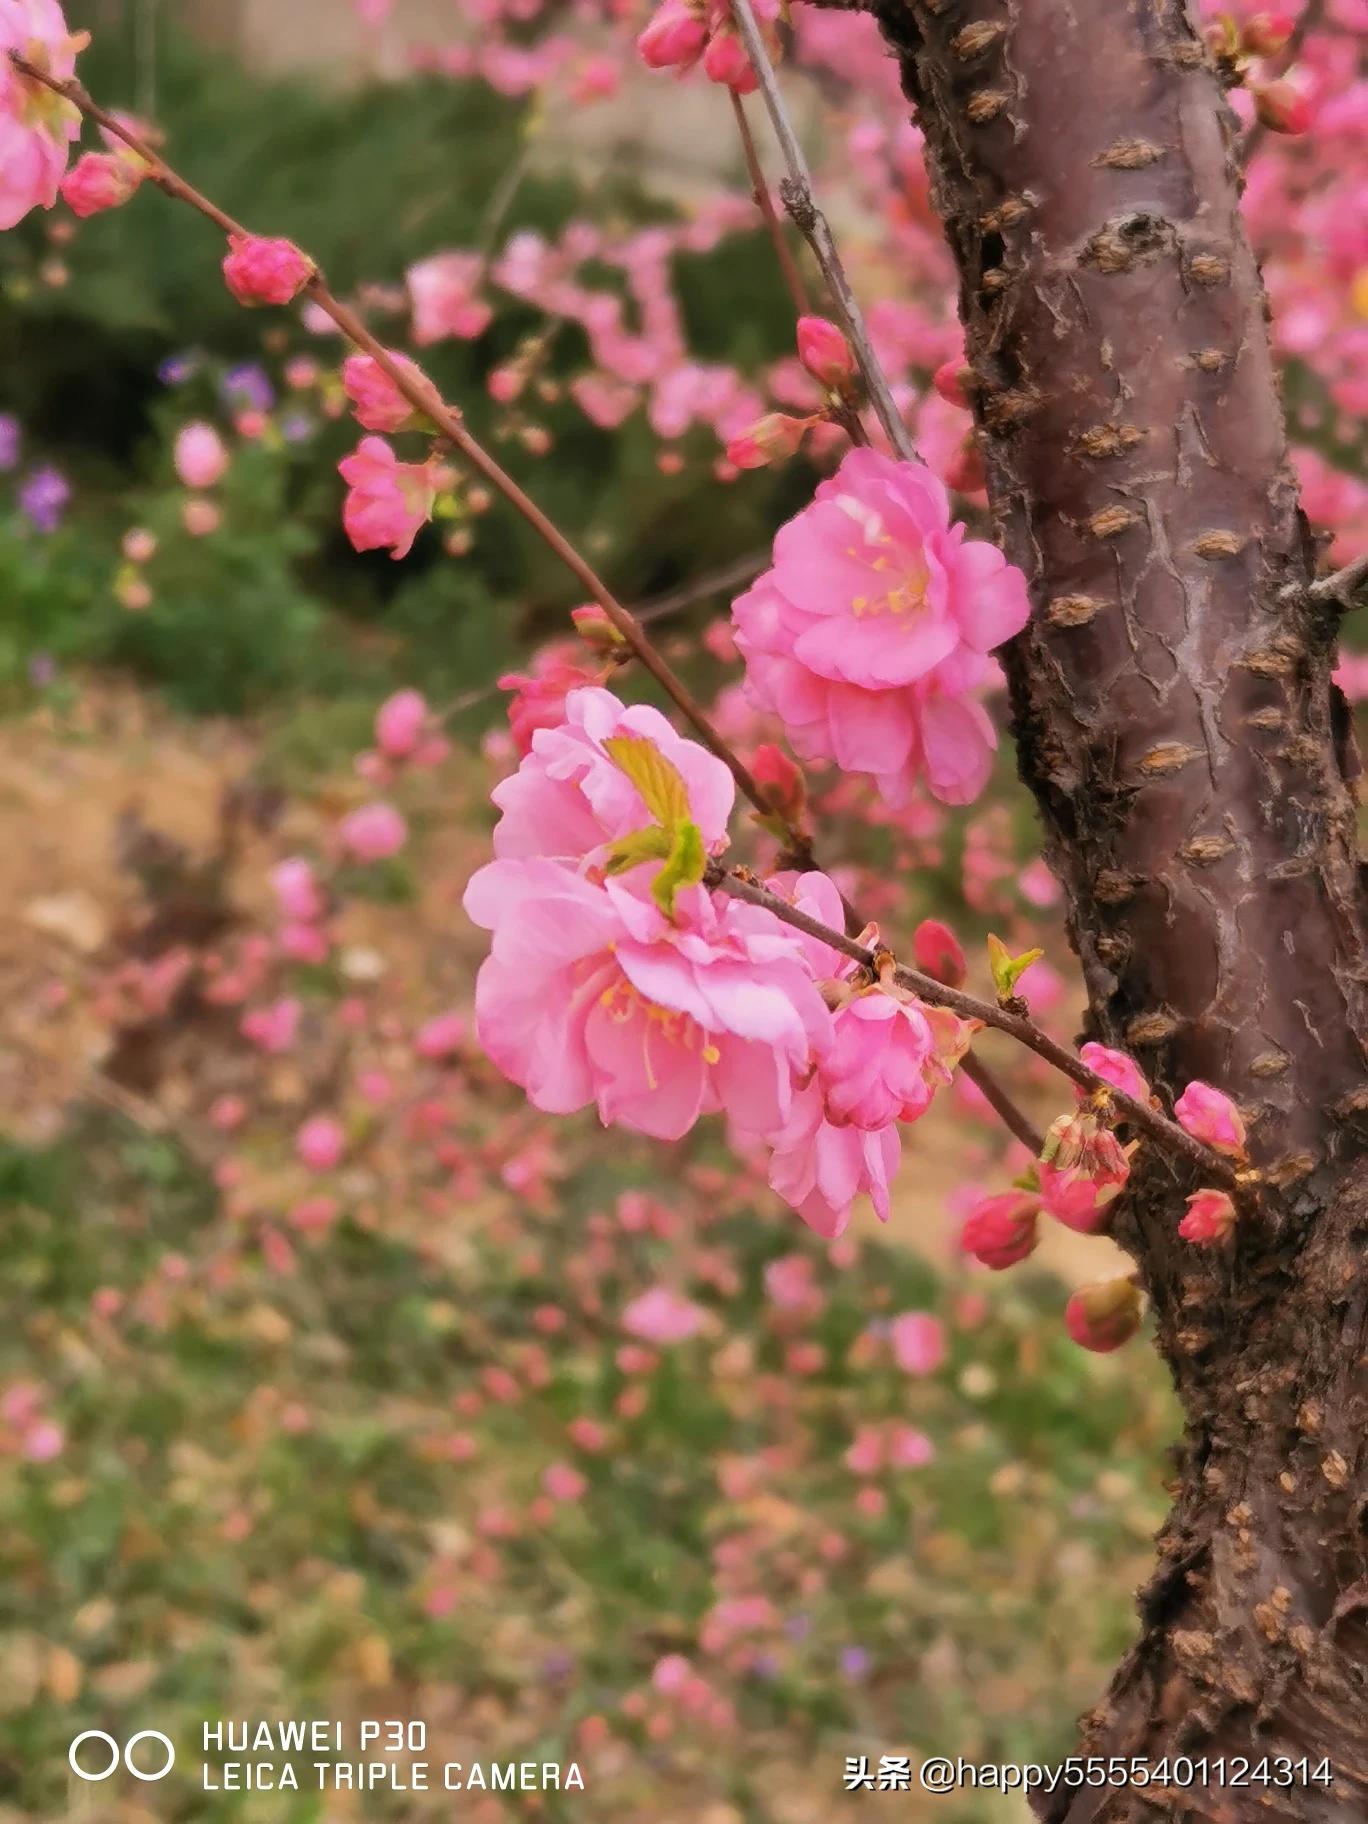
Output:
1312,549,1368,610
708,863,1241,1190
11,52,809,867
729,88,811,318
959,1051,1045,1154
727,0,919,465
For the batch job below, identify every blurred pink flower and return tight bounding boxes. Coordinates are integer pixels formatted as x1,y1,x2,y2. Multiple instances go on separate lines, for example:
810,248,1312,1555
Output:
339,801,407,862
222,232,313,306
295,1115,345,1172
890,1311,945,1375
622,1284,707,1344
338,437,436,559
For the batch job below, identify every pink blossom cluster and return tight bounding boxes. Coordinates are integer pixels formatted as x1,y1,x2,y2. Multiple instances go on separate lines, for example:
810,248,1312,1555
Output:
732,448,1031,808
637,0,782,95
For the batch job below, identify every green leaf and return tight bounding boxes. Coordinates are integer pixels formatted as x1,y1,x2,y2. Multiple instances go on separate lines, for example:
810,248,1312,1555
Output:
603,824,674,876
651,820,706,919
602,735,690,832
987,934,1044,1001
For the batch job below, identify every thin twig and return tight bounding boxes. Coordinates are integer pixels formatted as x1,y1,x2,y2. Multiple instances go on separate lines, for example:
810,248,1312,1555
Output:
959,1052,1045,1154
708,863,1242,1191
1312,550,1368,610
727,0,919,465
729,89,810,318
12,54,814,866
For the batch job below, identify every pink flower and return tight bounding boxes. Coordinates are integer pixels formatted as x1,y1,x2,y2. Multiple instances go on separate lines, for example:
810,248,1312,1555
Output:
463,860,829,1143
22,1418,65,1461
406,251,491,345
961,1190,1040,1269
342,351,426,433
1179,1188,1238,1247
890,1311,945,1375
296,1115,345,1172
796,315,855,390
499,655,599,756
766,1077,900,1238
701,25,756,91
271,857,324,924
338,437,436,559
375,687,429,758
1077,1041,1149,1105
543,1461,587,1503
1173,1081,1247,1157
415,1011,465,1059
1064,1278,1142,1354
339,801,407,862
732,448,1029,807
222,232,314,306
240,996,301,1053
0,0,82,230
637,0,708,71
1037,1110,1130,1232
59,148,139,216
173,421,229,490
622,1284,707,1344
820,987,936,1129
488,685,735,867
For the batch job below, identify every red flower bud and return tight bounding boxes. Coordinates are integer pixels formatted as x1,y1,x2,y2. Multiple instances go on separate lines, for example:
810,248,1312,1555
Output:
932,358,973,409
751,742,807,826
570,604,625,654
1064,1278,1142,1354
222,233,315,308
1179,1188,1238,1247
1251,79,1314,135
944,433,986,496
725,412,811,471
912,918,967,988
1241,11,1294,56
796,315,856,390
961,1191,1040,1270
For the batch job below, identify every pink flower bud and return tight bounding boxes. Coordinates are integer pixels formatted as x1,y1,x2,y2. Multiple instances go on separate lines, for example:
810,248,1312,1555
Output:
1038,1110,1130,1232
796,315,856,390
1179,1188,1238,1247
1241,11,1294,56
1076,1041,1149,1105
725,412,810,470
271,857,324,924
342,351,426,433
415,1011,466,1059
1064,1278,1142,1354
636,0,708,71
932,358,972,409
570,603,625,654
173,421,230,490
60,151,140,217
912,918,967,987
338,801,407,862
1173,1081,1247,1156
374,687,429,759
1251,79,1314,135
222,233,314,307
960,1191,1040,1270
701,25,756,92
338,437,437,559
944,433,986,495
295,1115,345,1172
751,742,806,826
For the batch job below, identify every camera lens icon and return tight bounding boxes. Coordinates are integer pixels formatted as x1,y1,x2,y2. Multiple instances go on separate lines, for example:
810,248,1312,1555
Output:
68,1730,176,1782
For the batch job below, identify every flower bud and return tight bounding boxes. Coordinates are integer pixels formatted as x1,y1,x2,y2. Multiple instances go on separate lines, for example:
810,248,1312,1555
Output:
1241,11,1294,57
636,0,707,71
701,25,757,93
751,742,807,827
60,151,141,218
1076,1041,1149,1105
1251,79,1313,135
1179,1188,1238,1247
932,358,972,409
725,412,811,471
222,233,315,307
570,603,626,654
944,433,985,495
1064,1278,1142,1354
912,918,967,988
796,315,856,391
1038,1109,1130,1232
1173,1081,1247,1157
961,1191,1040,1270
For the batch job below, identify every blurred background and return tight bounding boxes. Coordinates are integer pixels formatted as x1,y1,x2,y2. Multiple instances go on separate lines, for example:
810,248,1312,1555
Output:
1,1,1362,1820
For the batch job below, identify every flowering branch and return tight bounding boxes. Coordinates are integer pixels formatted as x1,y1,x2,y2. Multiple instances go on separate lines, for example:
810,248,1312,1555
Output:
727,0,918,464
9,51,812,866
707,863,1244,1192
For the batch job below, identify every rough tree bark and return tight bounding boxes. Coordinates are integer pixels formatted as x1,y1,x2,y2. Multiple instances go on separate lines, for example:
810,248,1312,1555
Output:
858,0,1368,1814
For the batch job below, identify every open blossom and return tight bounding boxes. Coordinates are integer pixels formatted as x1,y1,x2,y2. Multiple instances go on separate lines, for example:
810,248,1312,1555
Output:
961,1190,1040,1269
766,1076,899,1239
488,685,734,866
222,232,314,306
374,688,428,759
406,251,491,345
1174,1081,1247,1157
1179,1188,1238,1247
1037,1109,1130,1232
59,148,140,216
0,0,82,230
732,447,1030,807
498,653,600,757
338,436,437,558
173,421,229,489
463,860,830,1143
821,988,936,1130
342,351,427,433
338,801,407,862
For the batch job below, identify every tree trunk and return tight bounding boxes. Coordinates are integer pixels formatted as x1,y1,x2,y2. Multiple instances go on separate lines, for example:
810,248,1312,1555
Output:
863,0,1368,1812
